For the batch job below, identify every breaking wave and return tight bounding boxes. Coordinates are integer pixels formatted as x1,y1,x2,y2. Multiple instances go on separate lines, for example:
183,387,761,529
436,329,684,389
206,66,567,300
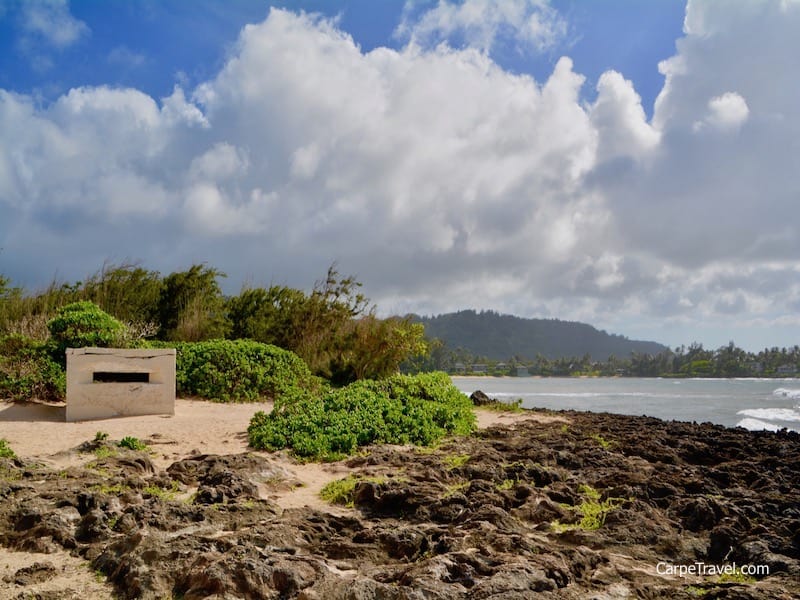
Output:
773,387,800,400
735,418,783,432
736,405,800,431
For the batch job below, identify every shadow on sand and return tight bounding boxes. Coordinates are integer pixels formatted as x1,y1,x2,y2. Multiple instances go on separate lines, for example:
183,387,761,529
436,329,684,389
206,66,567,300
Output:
0,402,66,423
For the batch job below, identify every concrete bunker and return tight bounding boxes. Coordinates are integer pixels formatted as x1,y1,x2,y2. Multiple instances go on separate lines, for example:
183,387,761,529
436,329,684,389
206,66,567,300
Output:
66,347,176,422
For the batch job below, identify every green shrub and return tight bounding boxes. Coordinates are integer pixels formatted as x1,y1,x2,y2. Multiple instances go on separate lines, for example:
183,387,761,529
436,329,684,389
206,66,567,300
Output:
118,436,148,451
0,438,16,459
248,372,476,460
171,339,317,402
0,334,66,402
47,301,125,356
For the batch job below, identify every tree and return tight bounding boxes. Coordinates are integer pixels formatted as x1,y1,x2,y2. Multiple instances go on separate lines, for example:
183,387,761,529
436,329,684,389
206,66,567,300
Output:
158,265,229,341
330,315,428,383
227,265,428,382
227,285,307,348
81,262,163,326
284,265,369,377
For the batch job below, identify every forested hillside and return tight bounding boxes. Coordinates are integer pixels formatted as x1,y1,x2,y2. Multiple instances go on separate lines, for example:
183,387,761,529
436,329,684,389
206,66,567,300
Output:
413,310,668,362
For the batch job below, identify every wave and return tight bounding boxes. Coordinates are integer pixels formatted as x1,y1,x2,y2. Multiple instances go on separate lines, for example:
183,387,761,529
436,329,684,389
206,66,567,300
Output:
491,391,646,398
736,417,783,432
737,407,800,423
488,391,715,400
773,387,800,400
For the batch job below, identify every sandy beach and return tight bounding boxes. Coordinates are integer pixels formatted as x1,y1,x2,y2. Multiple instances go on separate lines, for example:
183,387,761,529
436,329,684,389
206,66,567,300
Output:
0,397,554,503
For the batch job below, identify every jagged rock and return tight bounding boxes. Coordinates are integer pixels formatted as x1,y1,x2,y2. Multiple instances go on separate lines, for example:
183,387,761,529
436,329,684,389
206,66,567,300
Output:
469,390,493,406
3,561,57,585
0,411,797,599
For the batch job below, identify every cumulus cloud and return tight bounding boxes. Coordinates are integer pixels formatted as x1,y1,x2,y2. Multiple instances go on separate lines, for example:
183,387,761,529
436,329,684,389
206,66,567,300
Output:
590,70,660,161
701,91,750,131
396,0,566,54
1,2,800,350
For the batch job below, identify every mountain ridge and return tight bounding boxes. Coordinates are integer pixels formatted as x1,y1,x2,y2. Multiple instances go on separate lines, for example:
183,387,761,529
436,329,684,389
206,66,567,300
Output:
411,309,668,362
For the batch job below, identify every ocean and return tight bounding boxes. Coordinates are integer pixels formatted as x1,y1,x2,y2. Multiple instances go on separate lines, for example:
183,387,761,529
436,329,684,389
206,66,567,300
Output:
451,376,800,432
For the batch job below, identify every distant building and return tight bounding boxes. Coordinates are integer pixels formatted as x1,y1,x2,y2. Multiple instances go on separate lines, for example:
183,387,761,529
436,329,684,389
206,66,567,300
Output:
495,362,508,373
748,362,764,374
453,362,466,374
471,363,488,373
516,366,529,377
776,364,797,375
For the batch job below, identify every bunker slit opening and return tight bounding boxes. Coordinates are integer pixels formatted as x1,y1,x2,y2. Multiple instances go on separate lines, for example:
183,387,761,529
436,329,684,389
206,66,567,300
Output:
92,371,150,383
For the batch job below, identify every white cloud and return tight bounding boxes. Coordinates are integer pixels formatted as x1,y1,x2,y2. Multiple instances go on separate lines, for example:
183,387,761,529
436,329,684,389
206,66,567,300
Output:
20,0,89,49
396,0,566,54
2,3,800,351
702,91,750,131
590,71,660,161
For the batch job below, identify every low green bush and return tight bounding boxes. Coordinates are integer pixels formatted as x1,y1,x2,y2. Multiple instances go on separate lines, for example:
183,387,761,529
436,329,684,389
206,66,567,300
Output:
0,334,65,402
248,372,476,460
118,436,148,451
0,438,15,459
47,301,125,358
171,339,318,402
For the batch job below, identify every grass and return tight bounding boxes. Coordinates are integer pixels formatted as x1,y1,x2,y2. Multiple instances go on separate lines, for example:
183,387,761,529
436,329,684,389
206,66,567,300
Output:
143,481,181,501
480,398,524,412
717,569,757,584
0,464,21,481
93,446,117,459
86,463,111,476
551,484,627,532
591,433,614,450
442,481,469,498
0,438,16,459
496,478,516,491
443,454,470,470
320,474,389,507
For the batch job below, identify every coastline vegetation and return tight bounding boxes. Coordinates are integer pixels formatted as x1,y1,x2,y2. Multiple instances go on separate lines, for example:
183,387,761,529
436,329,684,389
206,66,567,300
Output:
2,260,798,467
0,438,15,459
423,341,800,379
248,372,476,460
0,262,428,403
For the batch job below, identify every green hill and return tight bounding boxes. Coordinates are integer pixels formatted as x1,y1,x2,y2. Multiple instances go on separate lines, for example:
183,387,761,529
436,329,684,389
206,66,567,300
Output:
413,310,668,362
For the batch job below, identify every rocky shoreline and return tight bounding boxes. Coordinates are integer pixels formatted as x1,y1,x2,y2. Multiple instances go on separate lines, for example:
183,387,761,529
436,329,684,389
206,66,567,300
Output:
1,403,798,599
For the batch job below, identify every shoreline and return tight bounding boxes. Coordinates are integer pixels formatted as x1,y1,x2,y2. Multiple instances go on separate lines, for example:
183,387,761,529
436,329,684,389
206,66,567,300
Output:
450,377,800,433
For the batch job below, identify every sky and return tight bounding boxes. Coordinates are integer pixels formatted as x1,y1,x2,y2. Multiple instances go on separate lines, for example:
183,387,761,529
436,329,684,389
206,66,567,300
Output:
1,0,798,353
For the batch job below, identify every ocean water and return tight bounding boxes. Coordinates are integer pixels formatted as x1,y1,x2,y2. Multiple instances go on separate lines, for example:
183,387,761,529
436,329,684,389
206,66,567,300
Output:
451,376,800,432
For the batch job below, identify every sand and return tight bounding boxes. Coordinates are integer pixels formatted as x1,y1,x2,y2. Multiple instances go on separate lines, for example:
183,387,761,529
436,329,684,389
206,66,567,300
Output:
0,399,267,468
0,397,564,512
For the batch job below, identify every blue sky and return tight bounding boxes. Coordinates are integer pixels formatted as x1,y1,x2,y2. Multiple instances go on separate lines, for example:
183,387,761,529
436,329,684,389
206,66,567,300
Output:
0,1,684,114
1,0,799,353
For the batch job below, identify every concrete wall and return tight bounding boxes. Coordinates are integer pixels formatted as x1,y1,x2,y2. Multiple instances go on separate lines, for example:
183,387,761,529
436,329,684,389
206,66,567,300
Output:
66,347,176,422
